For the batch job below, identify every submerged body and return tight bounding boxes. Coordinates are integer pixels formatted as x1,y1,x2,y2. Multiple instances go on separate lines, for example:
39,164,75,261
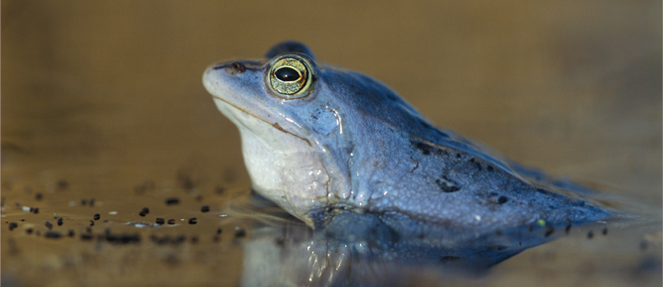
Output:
203,42,609,235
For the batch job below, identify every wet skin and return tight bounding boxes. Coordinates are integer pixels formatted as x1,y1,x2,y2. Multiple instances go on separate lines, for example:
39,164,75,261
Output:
203,42,610,236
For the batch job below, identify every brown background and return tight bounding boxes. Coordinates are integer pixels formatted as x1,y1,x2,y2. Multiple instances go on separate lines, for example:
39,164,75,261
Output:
2,1,661,286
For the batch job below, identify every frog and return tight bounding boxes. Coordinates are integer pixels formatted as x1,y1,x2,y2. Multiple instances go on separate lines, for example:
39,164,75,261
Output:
202,41,610,236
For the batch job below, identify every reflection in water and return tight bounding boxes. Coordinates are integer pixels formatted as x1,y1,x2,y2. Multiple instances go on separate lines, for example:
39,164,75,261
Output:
232,192,601,287
1,2,660,286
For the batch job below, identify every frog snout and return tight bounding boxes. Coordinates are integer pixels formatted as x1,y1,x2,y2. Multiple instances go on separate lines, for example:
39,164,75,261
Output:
211,62,247,76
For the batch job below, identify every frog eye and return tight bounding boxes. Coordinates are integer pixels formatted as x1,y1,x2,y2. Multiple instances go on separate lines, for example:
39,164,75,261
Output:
268,56,312,98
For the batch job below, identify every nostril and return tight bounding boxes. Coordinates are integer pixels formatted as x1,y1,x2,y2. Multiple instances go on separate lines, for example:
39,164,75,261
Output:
231,62,246,73
211,62,246,73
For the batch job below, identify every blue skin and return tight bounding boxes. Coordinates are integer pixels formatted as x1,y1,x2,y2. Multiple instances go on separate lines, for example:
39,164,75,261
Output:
203,42,610,237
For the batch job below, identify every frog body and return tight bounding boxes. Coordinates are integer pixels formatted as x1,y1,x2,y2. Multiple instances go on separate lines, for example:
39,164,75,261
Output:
203,42,610,234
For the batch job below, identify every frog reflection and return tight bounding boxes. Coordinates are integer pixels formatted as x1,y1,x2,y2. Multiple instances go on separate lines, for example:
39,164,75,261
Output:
202,41,610,237
234,193,577,287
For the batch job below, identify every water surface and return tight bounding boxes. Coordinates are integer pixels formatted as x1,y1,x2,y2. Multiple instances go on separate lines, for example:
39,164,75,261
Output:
2,1,661,286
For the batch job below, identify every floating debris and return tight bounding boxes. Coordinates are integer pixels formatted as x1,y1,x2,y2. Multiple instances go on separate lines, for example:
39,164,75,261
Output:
188,217,197,224
155,217,165,225
57,217,63,226
165,198,180,205
80,198,96,206
45,221,53,230
93,213,100,220
56,179,69,191
167,219,176,225
44,231,62,239
104,232,141,244
8,222,18,231
201,205,210,213
139,207,149,217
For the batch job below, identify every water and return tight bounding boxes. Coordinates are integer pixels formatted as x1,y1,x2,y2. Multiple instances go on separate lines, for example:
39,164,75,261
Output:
2,1,661,286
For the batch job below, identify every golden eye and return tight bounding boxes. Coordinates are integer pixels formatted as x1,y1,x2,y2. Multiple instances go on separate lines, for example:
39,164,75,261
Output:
269,56,312,98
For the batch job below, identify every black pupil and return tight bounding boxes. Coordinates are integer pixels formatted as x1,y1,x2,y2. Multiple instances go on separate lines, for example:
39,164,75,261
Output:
275,67,300,82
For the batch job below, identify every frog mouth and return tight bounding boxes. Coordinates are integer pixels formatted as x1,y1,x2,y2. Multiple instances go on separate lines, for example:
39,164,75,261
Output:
211,95,312,147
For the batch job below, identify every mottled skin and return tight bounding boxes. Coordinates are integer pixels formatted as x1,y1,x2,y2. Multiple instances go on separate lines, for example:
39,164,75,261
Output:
203,42,609,234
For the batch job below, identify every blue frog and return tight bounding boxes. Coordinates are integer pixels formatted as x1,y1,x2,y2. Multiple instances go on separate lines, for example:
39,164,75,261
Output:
203,41,610,236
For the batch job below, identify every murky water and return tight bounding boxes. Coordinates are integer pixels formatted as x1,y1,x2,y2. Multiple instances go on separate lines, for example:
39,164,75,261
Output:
2,1,661,286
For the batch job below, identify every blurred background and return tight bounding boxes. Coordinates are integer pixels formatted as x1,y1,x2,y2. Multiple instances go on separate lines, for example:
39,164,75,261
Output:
2,1,661,286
